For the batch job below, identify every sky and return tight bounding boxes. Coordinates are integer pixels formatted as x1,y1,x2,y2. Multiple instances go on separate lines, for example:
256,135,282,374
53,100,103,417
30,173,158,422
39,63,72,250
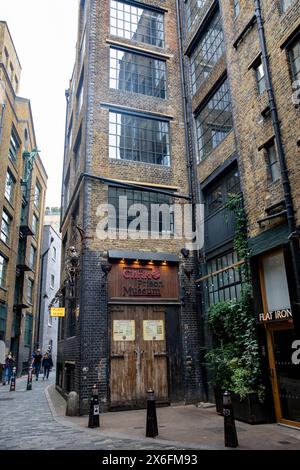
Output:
0,0,78,207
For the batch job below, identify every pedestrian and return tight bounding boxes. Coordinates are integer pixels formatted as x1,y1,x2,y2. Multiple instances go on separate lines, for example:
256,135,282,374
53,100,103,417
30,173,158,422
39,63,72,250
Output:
32,348,43,381
42,352,53,380
3,352,15,385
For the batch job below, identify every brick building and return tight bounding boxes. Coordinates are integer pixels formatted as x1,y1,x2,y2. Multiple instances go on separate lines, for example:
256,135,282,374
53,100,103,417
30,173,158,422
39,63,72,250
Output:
57,0,203,413
178,0,300,427
0,21,47,375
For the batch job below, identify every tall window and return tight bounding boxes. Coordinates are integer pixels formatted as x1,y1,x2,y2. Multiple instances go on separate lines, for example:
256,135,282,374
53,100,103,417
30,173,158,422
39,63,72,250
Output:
289,38,300,82
32,214,39,236
109,111,170,166
203,251,243,308
196,79,233,161
5,170,15,204
1,210,12,245
281,0,296,13
77,73,84,116
110,1,164,48
52,246,57,261
27,278,34,304
205,168,240,216
233,0,240,17
29,245,36,270
255,59,266,95
266,142,281,182
50,274,55,289
110,48,167,98
185,0,207,31
24,314,33,347
9,130,19,163
0,304,7,340
108,187,174,233
0,254,8,289
34,182,41,209
190,10,224,95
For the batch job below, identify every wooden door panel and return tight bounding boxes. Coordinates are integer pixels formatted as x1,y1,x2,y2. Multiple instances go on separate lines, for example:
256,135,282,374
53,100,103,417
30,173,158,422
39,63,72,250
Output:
110,306,137,406
139,306,168,402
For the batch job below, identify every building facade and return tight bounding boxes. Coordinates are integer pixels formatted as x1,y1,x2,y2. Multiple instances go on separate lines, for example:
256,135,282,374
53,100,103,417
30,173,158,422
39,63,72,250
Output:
0,21,47,375
37,223,61,366
178,0,300,427
58,0,203,413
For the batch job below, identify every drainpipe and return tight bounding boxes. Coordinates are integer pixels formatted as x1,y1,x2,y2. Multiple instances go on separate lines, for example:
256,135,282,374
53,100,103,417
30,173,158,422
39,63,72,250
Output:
254,0,300,336
176,0,207,401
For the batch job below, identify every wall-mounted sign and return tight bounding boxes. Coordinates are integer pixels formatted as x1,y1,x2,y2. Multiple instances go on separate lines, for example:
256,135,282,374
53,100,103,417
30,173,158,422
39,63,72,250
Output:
258,308,293,323
143,320,165,341
108,264,179,302
50,307,65,317
113,320,135,341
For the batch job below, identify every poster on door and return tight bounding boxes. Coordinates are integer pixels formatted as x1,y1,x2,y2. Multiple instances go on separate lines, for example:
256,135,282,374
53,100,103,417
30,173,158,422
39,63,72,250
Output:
143,320,165,341
113,320,135,341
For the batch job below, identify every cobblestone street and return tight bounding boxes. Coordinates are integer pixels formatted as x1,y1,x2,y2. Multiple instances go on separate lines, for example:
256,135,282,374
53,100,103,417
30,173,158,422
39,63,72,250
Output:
0,376,193,450
1,375,300,451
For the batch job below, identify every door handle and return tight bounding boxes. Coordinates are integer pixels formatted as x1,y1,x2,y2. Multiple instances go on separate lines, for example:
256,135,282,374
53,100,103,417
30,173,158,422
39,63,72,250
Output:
111,353,125,359
154,351,168,357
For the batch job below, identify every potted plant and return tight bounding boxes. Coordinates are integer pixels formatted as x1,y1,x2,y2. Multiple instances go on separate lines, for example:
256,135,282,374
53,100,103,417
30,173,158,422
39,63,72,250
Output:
205,286,269,424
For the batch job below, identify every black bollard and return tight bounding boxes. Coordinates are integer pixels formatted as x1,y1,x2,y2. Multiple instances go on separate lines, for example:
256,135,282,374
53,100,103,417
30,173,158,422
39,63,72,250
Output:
27,367,33,391
146,389,158,438
223,391,238,448
9,367,17,392
88,384,100,428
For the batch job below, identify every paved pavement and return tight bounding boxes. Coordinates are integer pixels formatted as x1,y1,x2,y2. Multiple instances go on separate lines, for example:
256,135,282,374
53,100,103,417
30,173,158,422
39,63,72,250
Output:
1,374,300,450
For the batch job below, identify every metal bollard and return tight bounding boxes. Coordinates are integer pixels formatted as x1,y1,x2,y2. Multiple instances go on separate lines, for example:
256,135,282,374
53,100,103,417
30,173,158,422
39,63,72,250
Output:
223,391,238,448
146,389,158,438
9,367,17,392
88,384,100,428
27,367,33,391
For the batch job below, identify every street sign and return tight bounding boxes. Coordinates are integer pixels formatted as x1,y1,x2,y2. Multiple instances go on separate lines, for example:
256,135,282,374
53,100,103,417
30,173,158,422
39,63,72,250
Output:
50,307,65,317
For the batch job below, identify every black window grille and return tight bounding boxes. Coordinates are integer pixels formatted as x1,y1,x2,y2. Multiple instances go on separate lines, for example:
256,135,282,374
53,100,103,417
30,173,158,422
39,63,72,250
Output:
289,38,300,82
196,79,233,161
190,10,224,95
110,0,164,48
205,167,240,216
109,111,170,166
110,48,167,98
108,186,174,234
185,0,208,31
203,251,243,308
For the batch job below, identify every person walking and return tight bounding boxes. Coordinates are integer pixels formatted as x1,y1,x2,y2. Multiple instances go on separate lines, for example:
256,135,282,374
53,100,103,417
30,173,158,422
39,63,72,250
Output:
32,348,43,381
42,352,53,380
3,352,15,385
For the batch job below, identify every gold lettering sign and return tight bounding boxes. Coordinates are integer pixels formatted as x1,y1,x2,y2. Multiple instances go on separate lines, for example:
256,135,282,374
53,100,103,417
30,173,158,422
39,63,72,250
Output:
143,320,165,341
50,307,65,317
113,320,135,341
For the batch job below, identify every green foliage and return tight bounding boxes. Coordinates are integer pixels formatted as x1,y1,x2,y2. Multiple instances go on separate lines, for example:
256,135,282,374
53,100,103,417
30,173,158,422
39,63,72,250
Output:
205,285,265,402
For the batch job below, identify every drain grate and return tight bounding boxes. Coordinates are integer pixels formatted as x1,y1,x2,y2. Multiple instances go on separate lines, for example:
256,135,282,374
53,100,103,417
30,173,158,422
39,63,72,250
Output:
0,397,14,401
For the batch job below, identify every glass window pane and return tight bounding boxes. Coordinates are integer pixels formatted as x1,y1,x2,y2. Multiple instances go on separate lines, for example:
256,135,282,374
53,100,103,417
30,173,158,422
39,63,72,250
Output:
262,252,291,312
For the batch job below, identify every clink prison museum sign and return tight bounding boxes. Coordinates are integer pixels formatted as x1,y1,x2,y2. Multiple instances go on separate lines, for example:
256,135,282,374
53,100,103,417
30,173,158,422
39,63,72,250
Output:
108,264,179,301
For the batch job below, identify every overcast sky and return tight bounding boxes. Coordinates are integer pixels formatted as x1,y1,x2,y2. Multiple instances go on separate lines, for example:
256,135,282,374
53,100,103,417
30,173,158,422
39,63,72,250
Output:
0,0,78,207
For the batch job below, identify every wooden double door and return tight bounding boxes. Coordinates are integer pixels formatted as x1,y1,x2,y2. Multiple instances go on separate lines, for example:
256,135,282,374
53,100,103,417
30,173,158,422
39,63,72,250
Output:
109,305,169,408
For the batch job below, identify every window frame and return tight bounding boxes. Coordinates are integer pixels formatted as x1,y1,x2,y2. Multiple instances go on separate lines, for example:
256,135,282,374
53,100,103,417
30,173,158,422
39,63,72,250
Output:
110,0,165,48
24,313,33,347
0,254,8,289
27,278,34,304
109,110,171,166
195,78,233,162
1,210,12,246
265,141,281,183
109,47,167,99
4,170,16,205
